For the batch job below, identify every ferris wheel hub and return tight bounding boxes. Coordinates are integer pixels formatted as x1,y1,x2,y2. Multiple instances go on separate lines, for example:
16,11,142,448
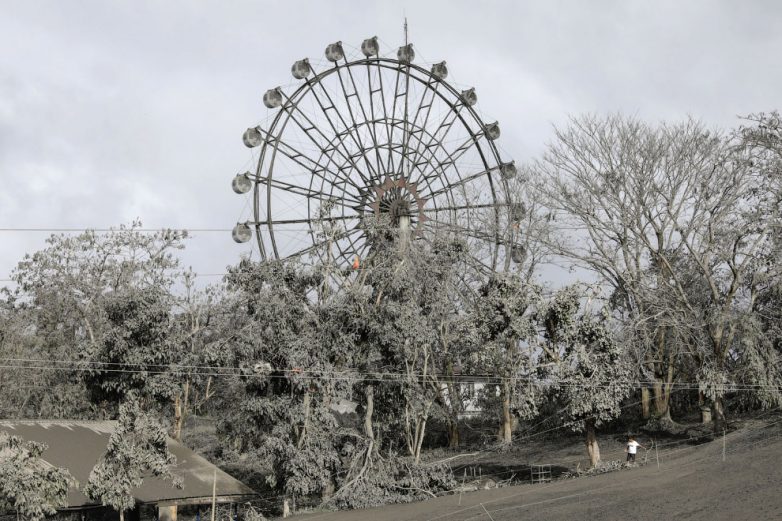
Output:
370,175,427,231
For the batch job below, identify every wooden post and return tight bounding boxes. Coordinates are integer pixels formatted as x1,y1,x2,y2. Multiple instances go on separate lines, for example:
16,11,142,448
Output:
211,469,217,521
722,429,726,462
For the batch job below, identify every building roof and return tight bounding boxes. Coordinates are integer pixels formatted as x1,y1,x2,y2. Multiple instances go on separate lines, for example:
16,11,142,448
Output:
0,420,255,507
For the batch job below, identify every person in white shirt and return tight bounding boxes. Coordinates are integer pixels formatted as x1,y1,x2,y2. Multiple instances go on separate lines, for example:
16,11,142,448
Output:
625,436,645,463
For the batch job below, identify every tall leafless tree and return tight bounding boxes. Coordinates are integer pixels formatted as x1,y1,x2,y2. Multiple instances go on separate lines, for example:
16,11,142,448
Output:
532,114,781,430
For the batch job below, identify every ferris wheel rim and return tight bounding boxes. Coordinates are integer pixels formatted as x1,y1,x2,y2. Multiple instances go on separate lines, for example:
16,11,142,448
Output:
245,51,514,274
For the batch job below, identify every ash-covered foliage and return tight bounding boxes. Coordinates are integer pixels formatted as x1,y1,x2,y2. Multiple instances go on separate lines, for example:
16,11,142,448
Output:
84,397,181,517
0,114,781,514
214,239,469,507
0,432,76,521
543,287,632,430
330,456,456,510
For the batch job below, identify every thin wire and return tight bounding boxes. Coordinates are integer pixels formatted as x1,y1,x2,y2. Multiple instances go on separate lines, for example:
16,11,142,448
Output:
0,359,779,392
0,221,582,234
0,228,234,232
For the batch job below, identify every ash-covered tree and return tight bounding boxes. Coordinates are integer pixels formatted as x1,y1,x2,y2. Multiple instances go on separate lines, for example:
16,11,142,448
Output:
217,231,462,509
543,287,631,467
471,274,543,444
83,287,178,408
0,431,76,521
84,274,220,439
314,233,461,506
168,272,224,442
7,222,187,419
84,396,180,521
534,114,782,431
217,259,347,504
0,297,47,418
531,115,714,424
350,234,473,460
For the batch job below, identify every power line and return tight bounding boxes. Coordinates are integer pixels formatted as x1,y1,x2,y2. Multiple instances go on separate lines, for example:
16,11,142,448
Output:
0,228,233,232
0,358,779,391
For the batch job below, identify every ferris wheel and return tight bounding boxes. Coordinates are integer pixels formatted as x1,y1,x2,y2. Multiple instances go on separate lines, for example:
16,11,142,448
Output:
231,36,520,282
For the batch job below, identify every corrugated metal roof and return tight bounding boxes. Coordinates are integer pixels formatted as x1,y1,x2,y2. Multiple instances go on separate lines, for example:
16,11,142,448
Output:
0,420,256,507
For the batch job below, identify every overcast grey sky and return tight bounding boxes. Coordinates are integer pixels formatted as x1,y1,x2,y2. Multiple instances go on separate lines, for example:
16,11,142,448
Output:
1,0,780,286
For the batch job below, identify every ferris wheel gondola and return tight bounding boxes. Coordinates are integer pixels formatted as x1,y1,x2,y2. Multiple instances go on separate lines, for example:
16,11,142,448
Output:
232,36,521,286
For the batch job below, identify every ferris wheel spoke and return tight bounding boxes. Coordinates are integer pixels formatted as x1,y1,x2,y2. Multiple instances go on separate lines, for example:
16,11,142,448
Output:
337,230,370,266
286,226,363,260
307,74,378,183
424,165,502,200
339,63,384,177
257,214,361,227
264,133,364,194
408,139,471,196
400,64,413,177
280,94,370,188
420,216,500,245
422,202,506,213
365,63,387,176
406,104,465,177
338,227,366,262
402,79,438,174
411,122,494,189
385,65,407,173
440,133,488,169
259,175,363,207
370,62,396,175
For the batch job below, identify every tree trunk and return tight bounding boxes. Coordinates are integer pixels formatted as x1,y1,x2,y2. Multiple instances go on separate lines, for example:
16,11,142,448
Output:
404,404,415,456
498,381,513,444
173,381,189,442
712,396,726,433
646,326,674,421
651,381,672,421
447,420,460,449
641,387,651,420
585,419,600,468
444,376,461,449
414,416,428,464
364,385,375,441
298,391,311,449
173,394,182,442
699,391,712,424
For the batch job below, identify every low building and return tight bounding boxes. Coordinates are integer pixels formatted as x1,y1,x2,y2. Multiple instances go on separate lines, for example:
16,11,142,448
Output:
0,420,256,521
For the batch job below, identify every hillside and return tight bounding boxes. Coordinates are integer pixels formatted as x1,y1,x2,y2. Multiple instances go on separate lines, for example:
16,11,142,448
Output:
294,413,782,521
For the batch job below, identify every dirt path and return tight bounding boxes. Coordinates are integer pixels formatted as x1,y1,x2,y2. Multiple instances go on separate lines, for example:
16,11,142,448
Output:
294,419,782,520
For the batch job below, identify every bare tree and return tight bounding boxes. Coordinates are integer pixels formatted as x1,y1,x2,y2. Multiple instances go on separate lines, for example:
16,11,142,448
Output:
533,114,780,430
